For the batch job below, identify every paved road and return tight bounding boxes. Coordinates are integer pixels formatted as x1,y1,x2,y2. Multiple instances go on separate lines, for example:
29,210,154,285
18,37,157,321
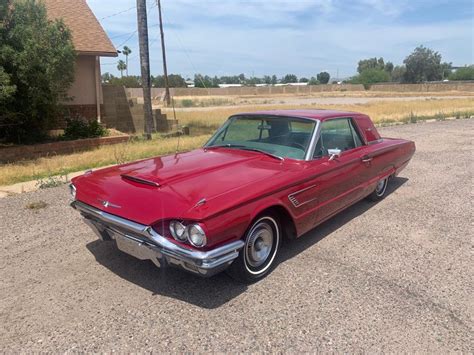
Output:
1,119,472,352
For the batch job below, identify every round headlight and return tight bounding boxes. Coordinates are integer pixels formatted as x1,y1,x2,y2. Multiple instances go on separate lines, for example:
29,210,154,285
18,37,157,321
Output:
69,183,76,199
169,220,187,241
187,224,207,247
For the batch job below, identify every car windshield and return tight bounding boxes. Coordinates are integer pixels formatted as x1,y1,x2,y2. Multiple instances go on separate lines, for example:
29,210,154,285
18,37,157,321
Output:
205,115,316,160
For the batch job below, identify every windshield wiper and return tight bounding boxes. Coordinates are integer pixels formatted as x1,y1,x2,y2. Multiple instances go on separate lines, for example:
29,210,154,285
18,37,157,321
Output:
206,144,284,161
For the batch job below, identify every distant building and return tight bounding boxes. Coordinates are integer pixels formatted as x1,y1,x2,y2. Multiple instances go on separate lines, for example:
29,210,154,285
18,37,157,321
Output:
42,0,117,122
219,84,243,88
275,82,308,86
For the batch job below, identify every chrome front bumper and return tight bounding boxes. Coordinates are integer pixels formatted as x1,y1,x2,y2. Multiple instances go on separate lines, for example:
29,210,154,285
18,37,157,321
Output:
71,201,244,277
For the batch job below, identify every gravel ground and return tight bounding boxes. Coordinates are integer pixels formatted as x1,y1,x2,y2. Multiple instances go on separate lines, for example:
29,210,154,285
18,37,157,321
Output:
0,119,473,352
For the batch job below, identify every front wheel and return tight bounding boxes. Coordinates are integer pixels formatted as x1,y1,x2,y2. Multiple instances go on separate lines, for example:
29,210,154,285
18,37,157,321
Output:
367,176,389,201
227,215,281,283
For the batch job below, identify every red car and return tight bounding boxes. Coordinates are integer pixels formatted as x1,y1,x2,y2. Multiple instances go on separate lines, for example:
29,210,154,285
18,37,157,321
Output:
70,110,415,282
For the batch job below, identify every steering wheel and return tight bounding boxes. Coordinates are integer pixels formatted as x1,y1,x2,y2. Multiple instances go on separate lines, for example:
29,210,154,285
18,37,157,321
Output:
290,142,306,151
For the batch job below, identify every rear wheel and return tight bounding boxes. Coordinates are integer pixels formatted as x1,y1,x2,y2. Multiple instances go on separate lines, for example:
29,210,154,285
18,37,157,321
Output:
367,176,389,201
227,215,281,283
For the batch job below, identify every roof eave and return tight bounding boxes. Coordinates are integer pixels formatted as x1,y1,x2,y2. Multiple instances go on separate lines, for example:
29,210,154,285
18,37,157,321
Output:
76,50,118,57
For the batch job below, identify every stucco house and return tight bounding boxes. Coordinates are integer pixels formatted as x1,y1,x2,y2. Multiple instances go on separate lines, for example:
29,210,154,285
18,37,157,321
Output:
42,0,117,123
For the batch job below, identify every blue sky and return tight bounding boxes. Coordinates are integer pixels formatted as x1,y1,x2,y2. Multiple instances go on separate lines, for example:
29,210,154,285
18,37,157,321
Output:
89,0,474,79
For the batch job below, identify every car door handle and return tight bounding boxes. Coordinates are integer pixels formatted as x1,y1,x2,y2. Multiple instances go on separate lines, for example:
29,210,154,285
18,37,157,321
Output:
361,156,372,163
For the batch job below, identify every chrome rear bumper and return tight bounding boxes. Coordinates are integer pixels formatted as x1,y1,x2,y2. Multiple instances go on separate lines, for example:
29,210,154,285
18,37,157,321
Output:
71,201,244,277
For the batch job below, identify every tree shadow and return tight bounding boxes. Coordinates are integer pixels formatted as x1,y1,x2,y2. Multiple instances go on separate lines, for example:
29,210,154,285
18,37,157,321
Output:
86,177,408,309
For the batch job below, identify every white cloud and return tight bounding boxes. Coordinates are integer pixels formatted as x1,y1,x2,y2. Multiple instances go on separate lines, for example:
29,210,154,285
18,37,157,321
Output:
89,0,474,78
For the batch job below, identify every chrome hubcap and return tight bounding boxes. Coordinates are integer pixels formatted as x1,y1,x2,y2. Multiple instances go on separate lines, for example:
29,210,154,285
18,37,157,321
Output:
376,178,387,195
246,222,273,268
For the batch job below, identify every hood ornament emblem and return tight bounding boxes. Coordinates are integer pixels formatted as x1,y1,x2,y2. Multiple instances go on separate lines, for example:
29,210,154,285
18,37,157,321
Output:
98,199,121,209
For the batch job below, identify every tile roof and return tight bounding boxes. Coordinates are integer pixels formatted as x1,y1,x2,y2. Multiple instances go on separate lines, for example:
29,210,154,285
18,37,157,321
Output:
41,0,117,57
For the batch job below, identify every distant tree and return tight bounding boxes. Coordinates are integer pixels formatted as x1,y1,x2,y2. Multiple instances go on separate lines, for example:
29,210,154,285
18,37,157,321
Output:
403,46,445,83
391,65,406,82
350,68,390,89
384,61,394,74
122,46,132,76
211,75,220,87
317,71,330,84
117,60,127,78
299,77,309,83
271,75,278,85
109,75,141,87
194,74,219,88
441,62,452,80
263,75,272,84
238,73,246,83
357,57,385,73
308,77,319,85
281,74,298,83
101,72,113,83
247,77,262,86
152,74,186,87
0,0,75,144
449,65,474,80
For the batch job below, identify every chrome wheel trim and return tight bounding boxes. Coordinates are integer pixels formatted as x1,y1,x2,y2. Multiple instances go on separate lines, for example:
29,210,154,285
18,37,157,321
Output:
244,217,279,275
375,178,388,196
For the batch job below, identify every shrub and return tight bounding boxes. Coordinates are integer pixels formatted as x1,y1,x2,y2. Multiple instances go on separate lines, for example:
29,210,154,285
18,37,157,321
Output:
181,99,194,107
63,118,106,140
449,66,474,81
349,69,391,89
0,0,76,144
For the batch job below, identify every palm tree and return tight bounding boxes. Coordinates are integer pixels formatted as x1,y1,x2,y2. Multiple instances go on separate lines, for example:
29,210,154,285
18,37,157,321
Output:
136,0,154,139
122,46,132,76
117,60,126,78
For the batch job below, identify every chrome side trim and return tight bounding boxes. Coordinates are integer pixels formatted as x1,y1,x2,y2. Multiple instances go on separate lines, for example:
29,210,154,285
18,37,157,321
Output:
288,184,318,208
71,200,244,277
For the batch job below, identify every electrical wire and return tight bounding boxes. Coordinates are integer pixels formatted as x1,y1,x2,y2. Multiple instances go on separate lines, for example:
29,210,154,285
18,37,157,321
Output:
99,5,136,21
159,4,207,88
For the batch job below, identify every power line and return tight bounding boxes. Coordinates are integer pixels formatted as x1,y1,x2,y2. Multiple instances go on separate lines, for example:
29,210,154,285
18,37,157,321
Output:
99,5,136,21
158,4,206,87
115,30,138,48
98,0,156,21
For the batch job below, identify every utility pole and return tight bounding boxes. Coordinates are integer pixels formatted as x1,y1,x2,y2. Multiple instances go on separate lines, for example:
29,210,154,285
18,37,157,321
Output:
157,0,171,106
136,0,154,139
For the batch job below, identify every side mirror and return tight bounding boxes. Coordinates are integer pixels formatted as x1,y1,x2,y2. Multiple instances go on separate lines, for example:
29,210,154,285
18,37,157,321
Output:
328,148,342,161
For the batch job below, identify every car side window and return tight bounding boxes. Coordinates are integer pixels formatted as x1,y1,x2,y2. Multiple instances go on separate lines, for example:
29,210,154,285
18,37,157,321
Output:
313,118,363,159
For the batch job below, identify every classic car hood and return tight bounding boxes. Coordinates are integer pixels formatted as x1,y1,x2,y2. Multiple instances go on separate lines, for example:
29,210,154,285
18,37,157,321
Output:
73,148,296,225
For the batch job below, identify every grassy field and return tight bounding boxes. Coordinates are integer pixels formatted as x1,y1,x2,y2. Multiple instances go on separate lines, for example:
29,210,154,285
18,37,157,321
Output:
0,135,210,186
1,97,473,187
165,97,474,132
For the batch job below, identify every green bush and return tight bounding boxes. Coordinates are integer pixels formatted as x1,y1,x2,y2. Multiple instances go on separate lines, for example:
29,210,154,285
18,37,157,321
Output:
449,66,474,81
349,69,391,89
181,99,194,107
63,118,106,140
0,0,76,144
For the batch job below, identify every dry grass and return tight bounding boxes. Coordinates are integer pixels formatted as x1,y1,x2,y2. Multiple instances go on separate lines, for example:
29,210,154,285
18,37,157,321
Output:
165,97,474,130
0,135,210,186
25,201,48,210
1,97,473,187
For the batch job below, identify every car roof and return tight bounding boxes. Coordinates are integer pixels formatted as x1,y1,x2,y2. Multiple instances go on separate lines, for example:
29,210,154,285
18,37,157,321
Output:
234,109,365,121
